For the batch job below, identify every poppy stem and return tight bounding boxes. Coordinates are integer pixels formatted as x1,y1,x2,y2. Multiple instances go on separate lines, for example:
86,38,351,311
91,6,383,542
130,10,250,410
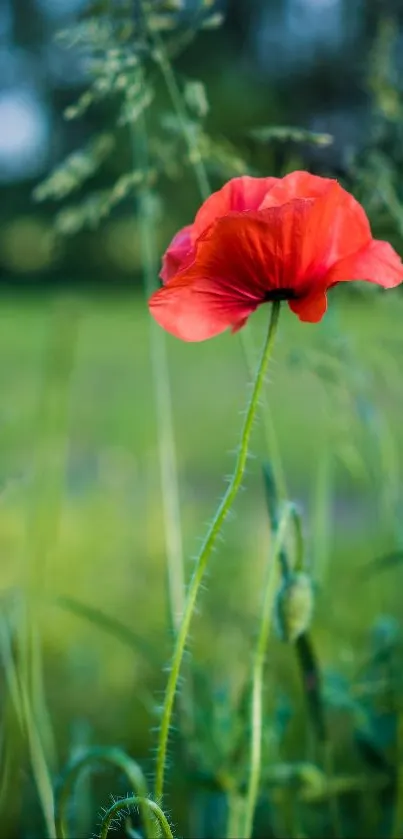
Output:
154,300,281,804
99,796,173,839
55,747,152,839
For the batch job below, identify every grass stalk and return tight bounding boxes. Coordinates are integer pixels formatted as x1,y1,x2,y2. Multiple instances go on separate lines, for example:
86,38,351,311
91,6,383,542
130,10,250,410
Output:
11,296,79,836
131,107,185,639
0,619,56,838
242,504,291,838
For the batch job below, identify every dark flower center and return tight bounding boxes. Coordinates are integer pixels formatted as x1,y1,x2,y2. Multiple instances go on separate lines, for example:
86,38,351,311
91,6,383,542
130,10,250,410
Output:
264,288,297,302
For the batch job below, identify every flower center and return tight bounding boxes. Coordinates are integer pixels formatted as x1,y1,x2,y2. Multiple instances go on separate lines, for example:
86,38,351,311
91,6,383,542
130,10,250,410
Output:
264,288,297,302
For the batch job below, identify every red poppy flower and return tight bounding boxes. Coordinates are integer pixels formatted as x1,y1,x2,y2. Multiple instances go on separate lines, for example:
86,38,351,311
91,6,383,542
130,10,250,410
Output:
149,171,403,341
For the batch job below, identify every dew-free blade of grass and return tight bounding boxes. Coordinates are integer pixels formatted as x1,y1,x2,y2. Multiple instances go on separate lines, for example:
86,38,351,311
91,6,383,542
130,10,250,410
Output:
130,62,185,639
14,296,80,835
0,619,56,838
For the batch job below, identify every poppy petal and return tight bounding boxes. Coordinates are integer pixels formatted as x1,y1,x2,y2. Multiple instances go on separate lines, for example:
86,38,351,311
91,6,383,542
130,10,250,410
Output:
261,177,371,273
160,225,194,283
260,170,335,206
324,239,403,289
149,274,258,341
193,175,278,240
231,315,249,333
194,187,371,301
288,292,328,322
190,201,322,299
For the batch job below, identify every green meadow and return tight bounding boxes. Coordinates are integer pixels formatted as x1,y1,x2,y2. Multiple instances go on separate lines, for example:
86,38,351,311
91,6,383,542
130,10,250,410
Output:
1,288,402,834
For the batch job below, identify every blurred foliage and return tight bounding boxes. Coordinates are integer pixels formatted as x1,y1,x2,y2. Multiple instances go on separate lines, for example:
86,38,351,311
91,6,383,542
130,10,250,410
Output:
348,18,403,250
1,1,403,838
2,0,403,286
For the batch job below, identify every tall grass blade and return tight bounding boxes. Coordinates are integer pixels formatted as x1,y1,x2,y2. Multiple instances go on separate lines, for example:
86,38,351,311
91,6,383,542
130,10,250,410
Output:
0,619,56,838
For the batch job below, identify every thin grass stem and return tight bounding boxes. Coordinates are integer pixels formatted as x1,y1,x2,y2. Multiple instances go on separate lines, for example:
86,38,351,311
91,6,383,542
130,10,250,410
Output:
149,28,210,201
131,103,185,639
242,503,291,839
0,619,56,838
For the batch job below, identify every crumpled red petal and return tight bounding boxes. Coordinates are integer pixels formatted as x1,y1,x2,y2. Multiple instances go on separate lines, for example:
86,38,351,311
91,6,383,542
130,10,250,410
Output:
183,200,322,301
193,175,278,240
160,225,193,284
149,271,258,341
149,199,322,341
259,170,336,206
324,239,403,289
288,292,328,322
194,183,374,301
261,175,372,272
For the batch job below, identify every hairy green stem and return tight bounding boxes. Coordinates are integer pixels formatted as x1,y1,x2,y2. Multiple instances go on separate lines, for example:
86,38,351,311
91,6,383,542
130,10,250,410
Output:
242,504,291,839
144,19,288,808
55,747,153,839
155,301,281,803
99,796,174,839
240,326,288,502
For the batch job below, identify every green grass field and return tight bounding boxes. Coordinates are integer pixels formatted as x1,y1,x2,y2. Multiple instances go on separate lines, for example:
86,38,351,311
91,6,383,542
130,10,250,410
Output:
1,288,402,836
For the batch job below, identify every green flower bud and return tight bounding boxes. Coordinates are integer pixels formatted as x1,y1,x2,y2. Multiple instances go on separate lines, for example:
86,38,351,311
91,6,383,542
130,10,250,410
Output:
275,572,314,643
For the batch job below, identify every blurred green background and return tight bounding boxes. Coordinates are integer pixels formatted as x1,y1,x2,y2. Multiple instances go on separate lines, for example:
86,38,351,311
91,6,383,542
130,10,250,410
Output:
2,1,403,837
2,0,403,285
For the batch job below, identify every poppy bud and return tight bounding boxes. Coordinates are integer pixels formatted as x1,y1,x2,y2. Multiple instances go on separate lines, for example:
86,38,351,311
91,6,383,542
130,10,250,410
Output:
275,572,314,643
